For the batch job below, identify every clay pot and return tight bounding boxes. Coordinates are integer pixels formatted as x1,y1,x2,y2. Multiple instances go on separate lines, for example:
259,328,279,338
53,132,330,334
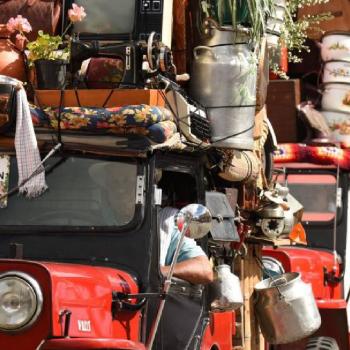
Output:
0,24,26,82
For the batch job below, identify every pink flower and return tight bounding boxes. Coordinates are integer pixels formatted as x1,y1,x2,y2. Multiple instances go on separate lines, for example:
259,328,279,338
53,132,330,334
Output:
68,3,86,23
6,17,17,33
6,15,32,34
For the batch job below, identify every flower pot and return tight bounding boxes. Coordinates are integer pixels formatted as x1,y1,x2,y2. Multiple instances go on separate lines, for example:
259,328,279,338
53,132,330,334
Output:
267,34,288,79
34,59,67,90
0,25,26,82
211,0,250,26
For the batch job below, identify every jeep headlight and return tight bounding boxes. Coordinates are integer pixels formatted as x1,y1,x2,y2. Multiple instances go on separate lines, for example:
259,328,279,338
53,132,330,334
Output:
0,272,43,331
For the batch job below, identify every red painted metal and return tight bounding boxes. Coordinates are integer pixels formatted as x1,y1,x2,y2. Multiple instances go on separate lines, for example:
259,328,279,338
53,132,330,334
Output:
263,247,342,300
200,311,234,350
317,299,348,309
0,260,141,350
41,338,146,350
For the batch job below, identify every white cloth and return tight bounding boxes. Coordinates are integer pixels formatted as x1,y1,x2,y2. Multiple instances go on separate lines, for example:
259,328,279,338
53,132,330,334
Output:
159,207,179,265
0,74,49,198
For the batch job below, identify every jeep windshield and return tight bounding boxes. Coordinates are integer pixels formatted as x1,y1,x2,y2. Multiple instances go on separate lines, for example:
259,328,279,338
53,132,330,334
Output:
0,156,139,230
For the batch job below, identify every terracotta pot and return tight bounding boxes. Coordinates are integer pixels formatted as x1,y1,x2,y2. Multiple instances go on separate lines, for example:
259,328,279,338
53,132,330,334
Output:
268,36,288,79
0,24,26,82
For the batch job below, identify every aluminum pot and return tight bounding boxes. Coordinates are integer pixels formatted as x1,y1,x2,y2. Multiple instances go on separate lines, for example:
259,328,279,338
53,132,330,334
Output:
321,82,350,113
322,109,350,145
319,31,350,62
200,24,250,47
323,60,350,83
209,264,243,311
189,43,257,149
269,5,286,22
254,272,321,344
266,17,284,34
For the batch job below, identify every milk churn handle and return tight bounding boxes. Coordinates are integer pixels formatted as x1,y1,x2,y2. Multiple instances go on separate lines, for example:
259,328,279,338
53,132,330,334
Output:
254,253,284,299
193,46,217,60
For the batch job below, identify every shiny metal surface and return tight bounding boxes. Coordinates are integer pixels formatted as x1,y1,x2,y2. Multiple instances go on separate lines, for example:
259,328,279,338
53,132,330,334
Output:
0,271,43,332
177,204,212,239
200,24,250,46
210,264,243,311
254,272,321,344
259,204,284,219
189,43,257,149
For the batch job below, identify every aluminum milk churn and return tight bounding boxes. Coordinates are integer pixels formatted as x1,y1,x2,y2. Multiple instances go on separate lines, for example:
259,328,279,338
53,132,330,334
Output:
210,264,243,311
189,28,257,150
254,272,321,344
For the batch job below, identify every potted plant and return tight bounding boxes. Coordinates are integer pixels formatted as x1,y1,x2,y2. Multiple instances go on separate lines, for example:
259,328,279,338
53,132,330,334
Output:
269,0,333,78
6,3,86,89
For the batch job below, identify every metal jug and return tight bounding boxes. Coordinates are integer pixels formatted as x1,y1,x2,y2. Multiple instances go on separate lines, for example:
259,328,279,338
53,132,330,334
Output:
254,272,321,344
189,41,257,150
210,264,243,311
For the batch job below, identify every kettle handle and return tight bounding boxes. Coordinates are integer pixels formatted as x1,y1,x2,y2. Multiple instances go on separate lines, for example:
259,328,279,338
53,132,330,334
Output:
193,46,217,60
269,276,287,287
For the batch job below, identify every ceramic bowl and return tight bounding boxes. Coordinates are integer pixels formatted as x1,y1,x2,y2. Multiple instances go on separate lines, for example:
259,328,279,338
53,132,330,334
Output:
320,32,350,62
321,82,350,113
323,60,350,83
322,109,350,145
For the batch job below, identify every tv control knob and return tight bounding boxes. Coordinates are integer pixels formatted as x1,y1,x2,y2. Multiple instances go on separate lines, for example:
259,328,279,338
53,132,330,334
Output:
153,1,161,10
142,1,150,10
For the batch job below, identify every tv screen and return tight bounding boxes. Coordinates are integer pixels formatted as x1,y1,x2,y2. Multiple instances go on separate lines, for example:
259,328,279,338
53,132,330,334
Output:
72,0,136,35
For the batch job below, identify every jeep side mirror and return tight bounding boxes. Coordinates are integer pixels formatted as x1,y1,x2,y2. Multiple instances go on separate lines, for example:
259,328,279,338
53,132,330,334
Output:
176,204,212,239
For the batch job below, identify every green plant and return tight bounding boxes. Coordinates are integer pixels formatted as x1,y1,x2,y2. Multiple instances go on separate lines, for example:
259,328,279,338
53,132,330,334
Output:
199,0,275,44
271,0,333,77
26,31,69,63
6,3,86,66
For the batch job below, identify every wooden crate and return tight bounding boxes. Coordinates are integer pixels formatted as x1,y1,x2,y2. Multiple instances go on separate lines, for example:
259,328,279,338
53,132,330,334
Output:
266,79,301,143
34,89,165,108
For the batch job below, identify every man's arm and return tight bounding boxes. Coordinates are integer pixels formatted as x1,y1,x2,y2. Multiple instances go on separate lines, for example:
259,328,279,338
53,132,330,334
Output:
160,256,214,284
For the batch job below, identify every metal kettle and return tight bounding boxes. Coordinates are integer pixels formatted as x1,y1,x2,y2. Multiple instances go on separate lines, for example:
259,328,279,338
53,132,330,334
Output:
209,264,243,311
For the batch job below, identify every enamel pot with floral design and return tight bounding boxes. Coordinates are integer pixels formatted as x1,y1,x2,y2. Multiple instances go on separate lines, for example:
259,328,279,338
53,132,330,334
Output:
321,110,350,146
323,60,350,83
319,31,350,62
321,82,350,113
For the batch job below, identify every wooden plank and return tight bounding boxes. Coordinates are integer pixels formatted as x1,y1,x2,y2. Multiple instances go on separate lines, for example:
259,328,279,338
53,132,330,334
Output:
266,79,301,143
34,89,165,108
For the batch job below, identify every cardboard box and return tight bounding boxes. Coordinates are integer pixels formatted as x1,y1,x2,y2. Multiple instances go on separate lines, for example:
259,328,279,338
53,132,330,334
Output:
34,89,165,108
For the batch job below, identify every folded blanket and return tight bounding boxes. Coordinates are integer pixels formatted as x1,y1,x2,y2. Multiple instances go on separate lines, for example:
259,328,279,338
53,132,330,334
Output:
30,104,177,143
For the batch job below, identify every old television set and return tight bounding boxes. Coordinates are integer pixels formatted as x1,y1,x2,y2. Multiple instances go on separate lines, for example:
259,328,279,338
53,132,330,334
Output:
64,0,173,47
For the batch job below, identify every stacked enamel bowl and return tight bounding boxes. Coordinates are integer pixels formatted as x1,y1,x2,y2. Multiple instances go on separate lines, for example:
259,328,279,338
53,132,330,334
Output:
320,32,350,146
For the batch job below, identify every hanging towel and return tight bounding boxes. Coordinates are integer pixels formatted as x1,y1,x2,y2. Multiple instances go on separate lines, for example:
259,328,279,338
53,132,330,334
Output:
0,75,47,198
15,87,47,197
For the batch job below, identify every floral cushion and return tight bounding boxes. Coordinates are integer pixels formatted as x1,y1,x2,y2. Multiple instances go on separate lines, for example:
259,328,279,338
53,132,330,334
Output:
30,104,177,144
